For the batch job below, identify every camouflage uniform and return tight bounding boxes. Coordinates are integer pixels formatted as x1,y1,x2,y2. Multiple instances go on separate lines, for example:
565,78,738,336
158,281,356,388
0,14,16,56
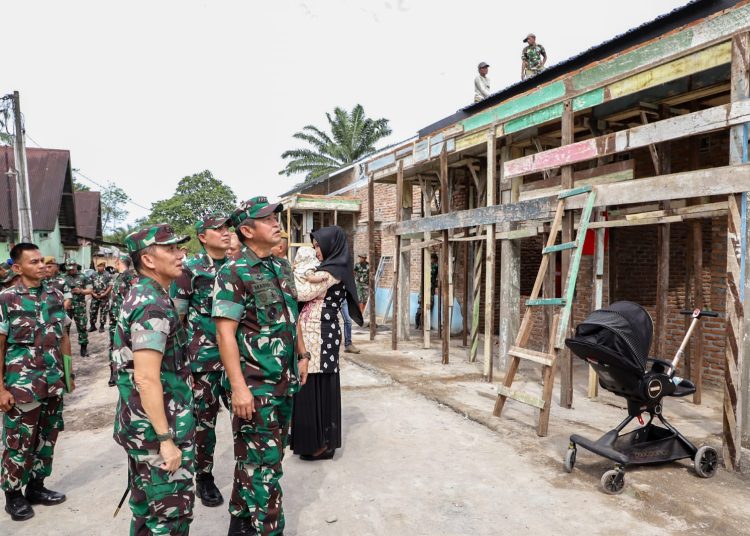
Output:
0,282,67,492
89,269,112,329
64,265,91,346
44,273,72,302
171,248,227,477
354,259,369,304
212,197,299,536
108,267,137,383
522,42,546,79
112,224,195,535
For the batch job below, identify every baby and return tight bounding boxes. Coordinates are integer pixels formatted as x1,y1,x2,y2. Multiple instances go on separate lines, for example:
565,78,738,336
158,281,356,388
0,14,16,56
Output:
292,246,328,289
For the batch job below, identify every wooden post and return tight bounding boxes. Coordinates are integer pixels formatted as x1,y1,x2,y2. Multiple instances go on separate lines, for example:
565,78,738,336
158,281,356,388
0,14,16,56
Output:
286,208,292,262
559,100,575,408
422,178,432,349
483,126,497,381
498,144,520,371
392,162,403,350
462,172,471,347
692,220,704,404
724,31,750,471
399,168,412,341
440,148,450,364
655,105,673,361
368,173,377,341
469,165,486,363
589,208,605,398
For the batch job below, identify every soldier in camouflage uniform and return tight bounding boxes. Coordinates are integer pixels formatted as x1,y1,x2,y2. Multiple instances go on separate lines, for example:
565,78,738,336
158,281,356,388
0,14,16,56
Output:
0,261,18,289
43,257,72,311
89,261,113,333
64,259,93,356
112,224,195,535
354,253,369,313
171,213,231,508
521,33,547,80
0,243,72,521
108,256,137,386
213,197,308,536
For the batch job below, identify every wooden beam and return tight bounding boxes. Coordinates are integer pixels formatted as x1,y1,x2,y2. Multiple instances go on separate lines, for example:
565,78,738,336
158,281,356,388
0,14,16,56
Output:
483,127,497,381
505,100,750,179
440,148,450,364
386,165,750,237
421,177,433,350
498,145,519,372
560,100,575,409
368,173,377,340
392,161,403,350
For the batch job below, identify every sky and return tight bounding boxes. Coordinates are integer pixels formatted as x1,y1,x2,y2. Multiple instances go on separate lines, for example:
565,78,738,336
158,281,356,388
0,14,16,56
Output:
4,0,689,226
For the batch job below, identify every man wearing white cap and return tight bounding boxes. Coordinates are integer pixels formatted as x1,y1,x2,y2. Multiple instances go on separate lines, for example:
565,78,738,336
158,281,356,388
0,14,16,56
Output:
474,62,491,103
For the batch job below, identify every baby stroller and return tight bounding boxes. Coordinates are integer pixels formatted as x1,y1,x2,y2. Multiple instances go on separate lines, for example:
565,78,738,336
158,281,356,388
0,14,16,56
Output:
563,301,719,494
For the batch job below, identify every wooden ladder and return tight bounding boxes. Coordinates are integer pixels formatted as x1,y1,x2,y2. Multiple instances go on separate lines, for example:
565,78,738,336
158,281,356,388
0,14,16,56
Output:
492,185,597,436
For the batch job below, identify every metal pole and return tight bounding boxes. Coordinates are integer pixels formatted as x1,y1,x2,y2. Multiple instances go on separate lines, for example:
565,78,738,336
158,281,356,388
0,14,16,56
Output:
12,91,32,242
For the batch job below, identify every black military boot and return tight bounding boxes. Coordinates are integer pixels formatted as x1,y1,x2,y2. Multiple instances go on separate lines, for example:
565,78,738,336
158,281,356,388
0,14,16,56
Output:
98,324,105,333
88,324,97,332
25,479,66,506
227,515,256,535
4,490,34,521
196,473,223,507
80,344,88,357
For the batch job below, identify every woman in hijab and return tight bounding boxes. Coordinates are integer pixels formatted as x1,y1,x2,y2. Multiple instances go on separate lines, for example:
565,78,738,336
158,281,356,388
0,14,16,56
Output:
291,226,363,460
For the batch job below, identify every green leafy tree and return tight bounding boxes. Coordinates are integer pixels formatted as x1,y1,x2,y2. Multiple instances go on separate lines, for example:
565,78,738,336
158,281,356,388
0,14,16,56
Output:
101,182,130,233
72,177,91,192
279,104,392,182
148,170,237,253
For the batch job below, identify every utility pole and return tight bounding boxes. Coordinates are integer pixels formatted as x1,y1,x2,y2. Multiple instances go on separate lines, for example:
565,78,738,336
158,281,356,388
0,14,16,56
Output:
12,91,33,242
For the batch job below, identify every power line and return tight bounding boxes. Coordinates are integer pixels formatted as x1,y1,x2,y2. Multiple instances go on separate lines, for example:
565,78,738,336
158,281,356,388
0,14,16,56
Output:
24,130,151,211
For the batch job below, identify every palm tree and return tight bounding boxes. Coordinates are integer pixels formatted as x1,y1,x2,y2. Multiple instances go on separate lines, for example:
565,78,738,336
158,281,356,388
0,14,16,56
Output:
279,104,392,182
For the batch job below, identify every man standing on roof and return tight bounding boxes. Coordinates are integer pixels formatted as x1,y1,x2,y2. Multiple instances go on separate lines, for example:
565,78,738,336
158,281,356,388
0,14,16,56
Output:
171,213,231,509
474,62,491,103
521,33,547,80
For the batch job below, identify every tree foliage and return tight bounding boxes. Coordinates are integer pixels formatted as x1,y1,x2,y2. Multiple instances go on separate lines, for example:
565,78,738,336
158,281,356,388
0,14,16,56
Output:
279,104,391,182
147,170,237,253
101,182,130,233
72,177,91,192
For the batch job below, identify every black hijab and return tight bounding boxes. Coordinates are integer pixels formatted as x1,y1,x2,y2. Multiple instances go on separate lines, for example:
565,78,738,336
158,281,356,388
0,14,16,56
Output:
311,226,364,326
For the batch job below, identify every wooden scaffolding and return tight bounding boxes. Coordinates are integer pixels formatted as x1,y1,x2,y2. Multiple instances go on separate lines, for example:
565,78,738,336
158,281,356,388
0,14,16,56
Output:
364,2,750,470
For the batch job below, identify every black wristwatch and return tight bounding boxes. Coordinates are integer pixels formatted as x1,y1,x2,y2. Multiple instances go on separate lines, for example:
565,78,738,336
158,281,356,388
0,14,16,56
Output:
298,351,311,362
156,431,174,442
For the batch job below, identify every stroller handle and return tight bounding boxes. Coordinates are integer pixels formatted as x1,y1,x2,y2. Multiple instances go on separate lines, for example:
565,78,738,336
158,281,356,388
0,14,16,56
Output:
679,309,719,318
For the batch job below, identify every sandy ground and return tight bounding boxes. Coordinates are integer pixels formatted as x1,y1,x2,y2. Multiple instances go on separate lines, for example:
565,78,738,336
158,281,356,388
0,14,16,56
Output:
1,326,749,535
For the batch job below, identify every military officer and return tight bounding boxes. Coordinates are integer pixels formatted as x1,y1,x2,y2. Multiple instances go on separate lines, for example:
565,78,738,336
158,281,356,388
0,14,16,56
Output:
0,243,72,521
107,255,137,387
354,253,369,313
213,197,308,536
64,259,93,357
43,257,72,310
170,213,231,508
89,261,113,333
112,224,195,535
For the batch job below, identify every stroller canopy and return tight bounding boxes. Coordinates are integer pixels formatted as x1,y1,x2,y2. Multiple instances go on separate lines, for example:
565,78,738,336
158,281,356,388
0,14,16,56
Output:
568,301,653,372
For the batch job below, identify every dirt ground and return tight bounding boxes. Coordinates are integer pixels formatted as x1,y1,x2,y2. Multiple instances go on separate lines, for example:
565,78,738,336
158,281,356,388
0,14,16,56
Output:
1,326,749,535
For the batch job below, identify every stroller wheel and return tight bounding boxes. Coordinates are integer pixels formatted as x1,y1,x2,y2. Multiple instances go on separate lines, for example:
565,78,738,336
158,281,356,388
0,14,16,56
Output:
564,446,576,473
694,446,719,478
601,469,625,495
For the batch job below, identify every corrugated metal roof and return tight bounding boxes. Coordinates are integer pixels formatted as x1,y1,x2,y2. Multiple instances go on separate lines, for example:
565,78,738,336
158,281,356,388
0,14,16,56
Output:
0,146,78,245
74,191,102,240
419,0,741,137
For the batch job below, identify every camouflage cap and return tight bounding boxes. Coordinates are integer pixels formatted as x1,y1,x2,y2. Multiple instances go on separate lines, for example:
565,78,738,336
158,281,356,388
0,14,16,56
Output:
124,223,189,254
194,212,231,234
65,258,77,269
230,196,283,228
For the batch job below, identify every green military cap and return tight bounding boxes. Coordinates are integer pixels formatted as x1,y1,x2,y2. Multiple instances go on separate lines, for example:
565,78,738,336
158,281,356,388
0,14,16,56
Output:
65,258,77,269
229,196,283,228
194,212,231,234
124,223,189,254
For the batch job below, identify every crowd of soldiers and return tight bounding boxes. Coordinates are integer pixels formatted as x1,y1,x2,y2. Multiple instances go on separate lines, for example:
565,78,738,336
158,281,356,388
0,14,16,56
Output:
474,32,548,103
0,195,373,535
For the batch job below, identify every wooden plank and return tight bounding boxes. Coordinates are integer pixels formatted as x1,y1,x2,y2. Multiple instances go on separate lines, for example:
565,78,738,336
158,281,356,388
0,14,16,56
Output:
505,100,750,179
521,160,633,192
401,238,442,253
440,148,450,365
626,201,728,220
542,241,576,254
368,173,377,340
559,101,575,409
558,185,592,199
692,219,704,404
422,178,433,350
526,298,566,306
508,346,554,367
483,128,497,381
387,165,750,237
498,145,520,372
495,385,546,410
519,169,634,202
538,314,560,436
